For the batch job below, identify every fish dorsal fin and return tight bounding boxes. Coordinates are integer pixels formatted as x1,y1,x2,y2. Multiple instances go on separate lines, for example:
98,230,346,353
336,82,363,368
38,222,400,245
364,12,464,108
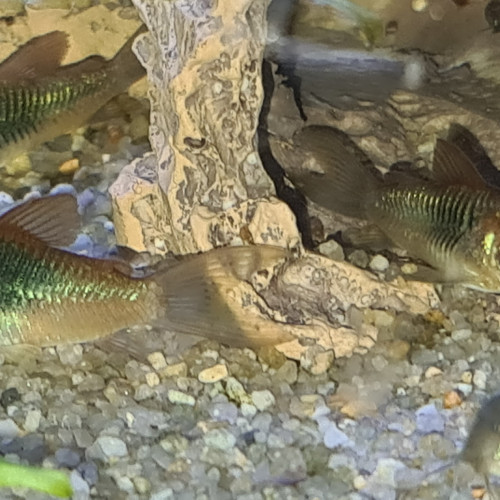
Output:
0,31,69,83
0,194,80,247
432,138,487,189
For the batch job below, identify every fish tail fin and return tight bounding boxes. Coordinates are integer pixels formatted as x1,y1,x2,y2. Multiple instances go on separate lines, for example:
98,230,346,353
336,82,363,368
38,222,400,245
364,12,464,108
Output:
151,245,295,348
109,25,147,91
290,125,382,219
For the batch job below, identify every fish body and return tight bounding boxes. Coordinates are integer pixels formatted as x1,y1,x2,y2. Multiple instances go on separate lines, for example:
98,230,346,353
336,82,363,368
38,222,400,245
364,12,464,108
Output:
0,28,146,165
0,194,292,349
291,125,500,291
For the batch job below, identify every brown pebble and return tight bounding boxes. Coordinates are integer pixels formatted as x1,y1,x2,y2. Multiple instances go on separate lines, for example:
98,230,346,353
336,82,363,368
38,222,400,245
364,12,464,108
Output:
58,158,79,174
443,390,463,409
471,486,486,499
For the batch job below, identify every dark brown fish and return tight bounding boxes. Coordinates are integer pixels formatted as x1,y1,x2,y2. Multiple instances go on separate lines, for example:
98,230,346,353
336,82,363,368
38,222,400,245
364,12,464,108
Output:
290,125,500,292
0,194,292,351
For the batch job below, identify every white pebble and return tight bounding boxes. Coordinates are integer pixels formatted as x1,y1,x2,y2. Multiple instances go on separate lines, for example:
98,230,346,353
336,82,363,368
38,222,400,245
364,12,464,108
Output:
473,370,487,390
24,410,42,433
167,390,195,406
251,390,276,411
369,254,389,272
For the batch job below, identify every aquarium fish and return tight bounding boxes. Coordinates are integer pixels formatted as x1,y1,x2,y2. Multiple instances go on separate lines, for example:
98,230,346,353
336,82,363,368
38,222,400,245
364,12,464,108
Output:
0,194,292,351
0,27,146,165
290,125,500,292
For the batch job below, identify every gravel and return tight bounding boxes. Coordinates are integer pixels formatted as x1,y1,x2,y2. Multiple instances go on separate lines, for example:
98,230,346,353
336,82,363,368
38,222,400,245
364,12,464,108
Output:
0,22,499,500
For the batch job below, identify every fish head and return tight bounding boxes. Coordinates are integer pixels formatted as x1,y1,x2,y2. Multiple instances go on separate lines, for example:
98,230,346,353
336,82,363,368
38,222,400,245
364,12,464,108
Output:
464,210,500,292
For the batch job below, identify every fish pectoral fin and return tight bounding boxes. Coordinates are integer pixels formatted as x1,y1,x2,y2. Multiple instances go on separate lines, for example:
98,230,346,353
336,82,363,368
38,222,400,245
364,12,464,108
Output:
94,330,149,362
0,194,81,247
343,225,391,251
0,344,41,364
152,245,296,349
0,31,69,83
401,264,446,284
431,138,487,189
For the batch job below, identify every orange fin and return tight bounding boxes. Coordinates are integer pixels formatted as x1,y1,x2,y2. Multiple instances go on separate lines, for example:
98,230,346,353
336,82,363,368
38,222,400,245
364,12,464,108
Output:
0,31,69,83
0,194,80,247
431,138,486,189
153,245,295,348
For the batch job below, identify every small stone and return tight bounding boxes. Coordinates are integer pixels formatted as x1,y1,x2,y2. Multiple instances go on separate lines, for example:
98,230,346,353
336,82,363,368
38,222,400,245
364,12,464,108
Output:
318,239,345,261
348,249,369,268
369,254,389,273
241,403,257,418
24,410,42,432
87,436,128,462
198,364,228,384
251,390,276,411
415,404,444,434
167,390,195,406
425,366,443,378
56,344,83,366
133,384,153,402
116,476,134,492
148,352,167,371
55,448,81,468
473,370,487,390
461,371,473,384
70,470,90,497
204,428,236,450
401,262,418,275
161,362,188,378
443,390,463,409
145,372,160,388
318,417,352,449
451,329,472,342
59,158,80,175
133,476,151,494
457,383,473,397
310,350,335,375
353,475,367,490
275,360,298,384
0,388,20,408
257,346,287,369
0,418,20,438
225,377,251,405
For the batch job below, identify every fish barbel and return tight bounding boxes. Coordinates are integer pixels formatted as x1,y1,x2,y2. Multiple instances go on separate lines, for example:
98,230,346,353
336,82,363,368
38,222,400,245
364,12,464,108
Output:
0,194,292,350
290,125,500,292
0,26,146,165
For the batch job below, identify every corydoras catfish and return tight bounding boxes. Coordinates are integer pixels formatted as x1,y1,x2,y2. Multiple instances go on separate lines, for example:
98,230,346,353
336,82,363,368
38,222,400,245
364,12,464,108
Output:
290,125,500,292
0,194,292,352
0,27,146,165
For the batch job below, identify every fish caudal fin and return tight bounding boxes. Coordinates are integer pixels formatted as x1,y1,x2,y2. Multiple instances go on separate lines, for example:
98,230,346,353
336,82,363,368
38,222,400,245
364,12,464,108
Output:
289,125,382,219
152,245,295,348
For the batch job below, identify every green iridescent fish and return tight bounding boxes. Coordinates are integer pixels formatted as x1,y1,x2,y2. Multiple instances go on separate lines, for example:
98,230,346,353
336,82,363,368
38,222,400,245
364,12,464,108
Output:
290,125,500,292
0,194,292,352
0,26,146,165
